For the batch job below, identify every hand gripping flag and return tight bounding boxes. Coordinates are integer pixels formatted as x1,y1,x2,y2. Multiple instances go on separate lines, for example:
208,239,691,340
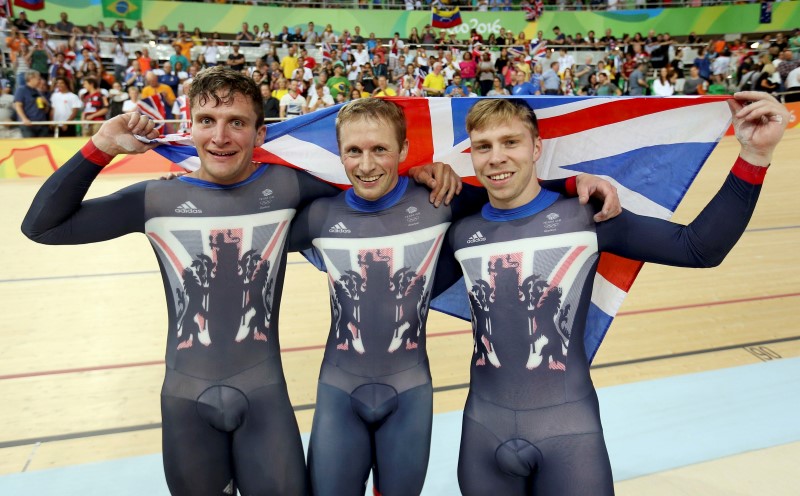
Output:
147,96,733,362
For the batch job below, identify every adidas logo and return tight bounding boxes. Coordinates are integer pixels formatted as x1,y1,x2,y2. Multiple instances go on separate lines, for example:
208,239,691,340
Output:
329,222,351,233
175,201,202,214
467,231,486,244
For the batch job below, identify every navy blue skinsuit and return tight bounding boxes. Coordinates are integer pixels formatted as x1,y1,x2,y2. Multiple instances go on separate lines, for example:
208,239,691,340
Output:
441,158,766,496
21,143,339,496
289,177,483,496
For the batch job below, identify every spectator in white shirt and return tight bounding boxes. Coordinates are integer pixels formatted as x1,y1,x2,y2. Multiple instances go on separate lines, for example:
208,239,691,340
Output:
307,83,334,112
49,77,82,137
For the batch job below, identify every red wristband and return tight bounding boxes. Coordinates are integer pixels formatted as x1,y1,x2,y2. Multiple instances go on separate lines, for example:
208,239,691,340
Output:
80,140,115,167
565,175,578,198
731,156,768,185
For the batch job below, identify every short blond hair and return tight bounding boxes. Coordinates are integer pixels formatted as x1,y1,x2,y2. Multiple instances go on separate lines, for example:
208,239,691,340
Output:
466,99,539,138
335,98,407,149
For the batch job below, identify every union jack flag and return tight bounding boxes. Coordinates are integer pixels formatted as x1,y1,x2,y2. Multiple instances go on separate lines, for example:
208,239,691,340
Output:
524,0,544,21
172,95,191,134
146,96,732,361
530,40,548,63
321,42,333,63
137,94,167,130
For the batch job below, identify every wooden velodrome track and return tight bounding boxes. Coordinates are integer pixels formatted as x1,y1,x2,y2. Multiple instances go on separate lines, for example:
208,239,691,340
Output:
1,128,798,494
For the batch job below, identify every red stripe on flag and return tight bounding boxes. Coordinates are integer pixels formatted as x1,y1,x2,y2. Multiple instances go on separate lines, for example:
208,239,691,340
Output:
394,99,435,175
538,97,732,139
596,253,643,292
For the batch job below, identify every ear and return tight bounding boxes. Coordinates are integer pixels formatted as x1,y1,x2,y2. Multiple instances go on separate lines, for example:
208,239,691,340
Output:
256,124,267,146
531,135,543,164
398,138,409,163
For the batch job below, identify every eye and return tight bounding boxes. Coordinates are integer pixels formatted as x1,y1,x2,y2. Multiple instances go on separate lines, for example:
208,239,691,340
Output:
232,120,244,128
199,117,212,125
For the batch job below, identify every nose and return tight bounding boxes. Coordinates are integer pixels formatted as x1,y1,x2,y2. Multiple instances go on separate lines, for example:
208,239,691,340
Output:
210,122,230,145
488,145,506,166
357,152,378,175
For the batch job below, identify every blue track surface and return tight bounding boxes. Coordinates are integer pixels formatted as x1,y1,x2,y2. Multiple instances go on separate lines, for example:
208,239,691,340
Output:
2,357,799,495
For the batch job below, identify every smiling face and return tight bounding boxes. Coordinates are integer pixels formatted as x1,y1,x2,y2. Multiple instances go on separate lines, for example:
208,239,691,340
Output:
190,91,266,185
339,118,408,201
467,101,542,210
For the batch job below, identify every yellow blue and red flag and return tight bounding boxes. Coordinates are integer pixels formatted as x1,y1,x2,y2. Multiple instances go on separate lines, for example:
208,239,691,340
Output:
13,0,45,11
432,6,463,29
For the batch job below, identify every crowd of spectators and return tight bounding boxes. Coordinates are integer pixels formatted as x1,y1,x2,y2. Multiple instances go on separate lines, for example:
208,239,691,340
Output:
1,8,799,138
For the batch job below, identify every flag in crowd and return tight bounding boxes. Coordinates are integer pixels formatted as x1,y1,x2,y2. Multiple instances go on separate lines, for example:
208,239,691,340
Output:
144,96,732,361
321,42,333,63
432,5,463,29
136,94,167,131
13,0,45,11
530,40,548,63
524,0,545,21
101,0,143,21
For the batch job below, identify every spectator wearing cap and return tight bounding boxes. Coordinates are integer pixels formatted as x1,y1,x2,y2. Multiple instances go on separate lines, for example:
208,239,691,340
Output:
227,43,246,71
327,62,351,100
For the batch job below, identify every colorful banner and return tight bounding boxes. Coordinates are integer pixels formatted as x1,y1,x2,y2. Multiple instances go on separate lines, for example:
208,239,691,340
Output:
29,1,800,40
101,0,142,20
538,2,800,40
0,138,181,179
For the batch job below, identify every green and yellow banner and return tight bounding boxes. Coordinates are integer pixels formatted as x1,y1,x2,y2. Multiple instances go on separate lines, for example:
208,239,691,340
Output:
101,0,143,21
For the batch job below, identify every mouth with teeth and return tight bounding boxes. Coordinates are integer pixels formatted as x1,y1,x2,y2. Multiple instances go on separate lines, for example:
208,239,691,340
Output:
488,172,513,181
209,150,236,157
357,174,381,183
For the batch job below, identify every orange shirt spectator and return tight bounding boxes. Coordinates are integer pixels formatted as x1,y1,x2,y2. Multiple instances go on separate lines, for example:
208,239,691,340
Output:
175,36,194,61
